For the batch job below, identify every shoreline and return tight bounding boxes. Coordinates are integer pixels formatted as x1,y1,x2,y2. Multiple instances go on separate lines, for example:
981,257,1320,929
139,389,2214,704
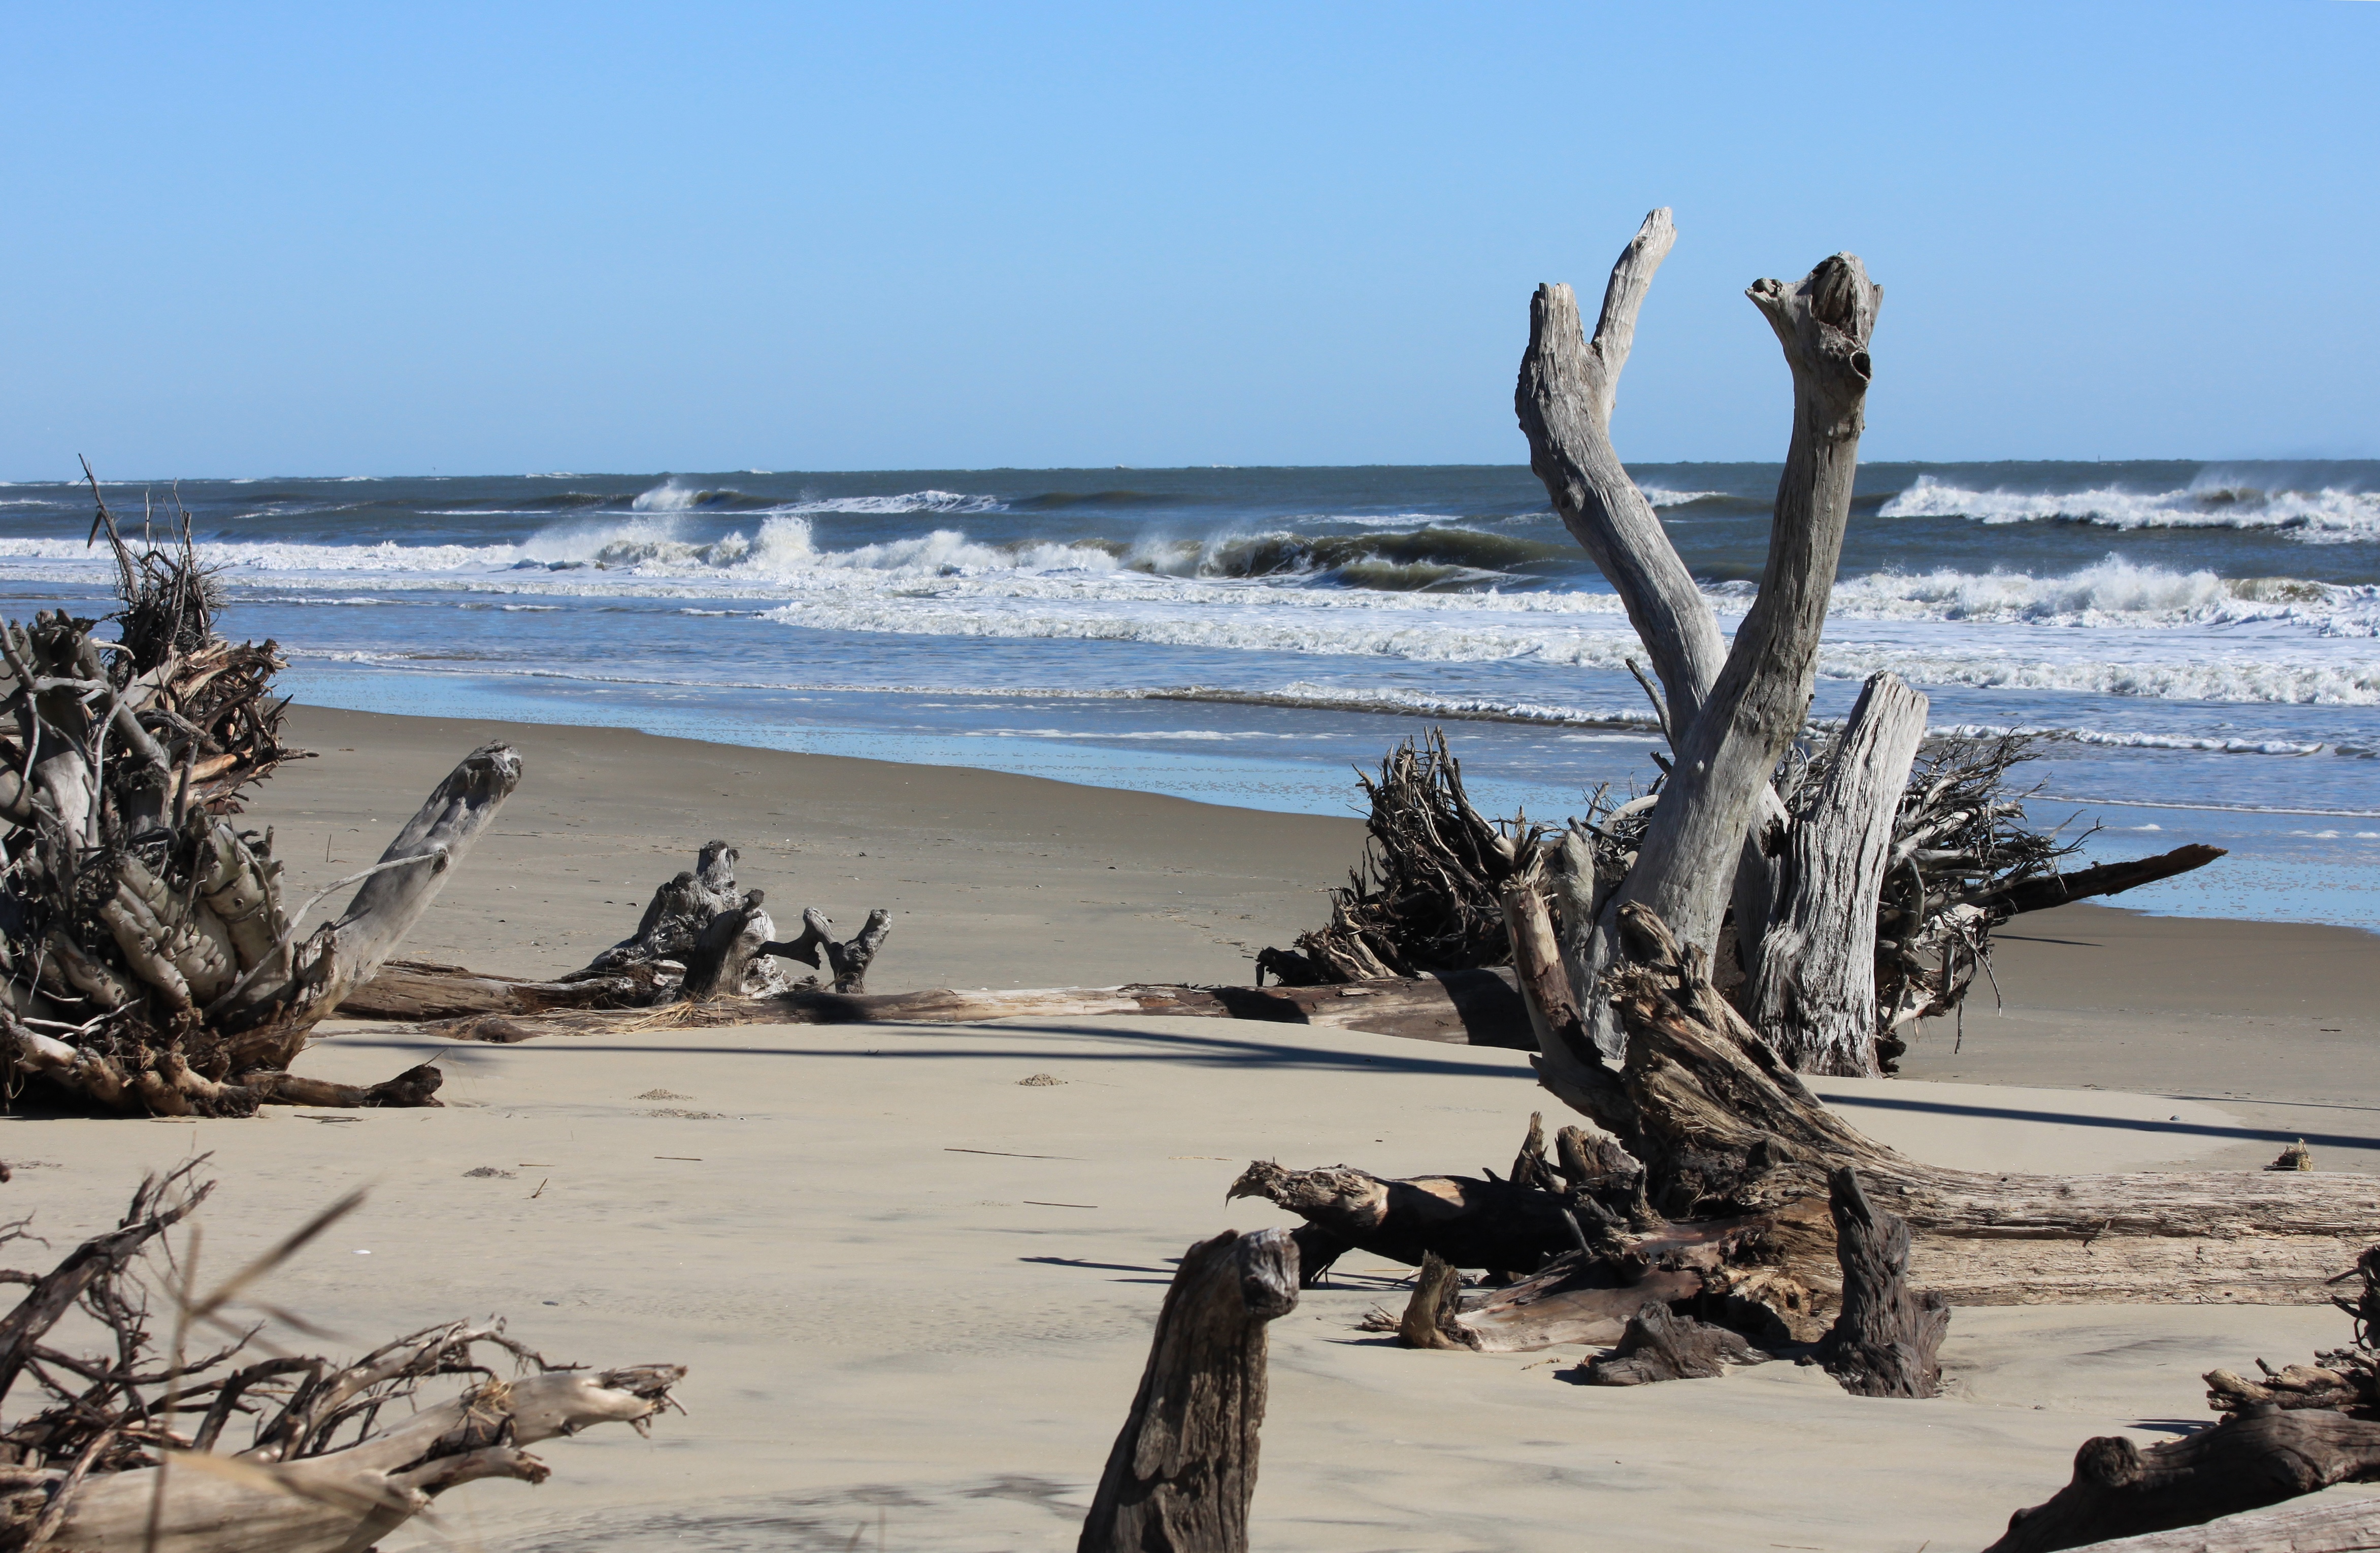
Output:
269,703,2380,1123
4,700,2376,1550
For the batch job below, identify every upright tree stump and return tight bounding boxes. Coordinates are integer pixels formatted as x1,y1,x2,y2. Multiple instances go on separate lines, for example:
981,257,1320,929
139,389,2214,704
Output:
1080,1229,1299,1553
1816,1165,1948,1398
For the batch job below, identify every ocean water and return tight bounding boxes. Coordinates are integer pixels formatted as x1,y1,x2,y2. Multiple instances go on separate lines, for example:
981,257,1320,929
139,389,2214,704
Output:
1,462,2374,930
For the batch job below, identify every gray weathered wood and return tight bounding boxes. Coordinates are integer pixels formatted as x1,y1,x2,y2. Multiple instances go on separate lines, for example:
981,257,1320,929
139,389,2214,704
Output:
219,741,522,1070
1749,672,1929,1075
2060,1497,2380,1552
1079,1229,1297,1553
1814,1165,1947,1397
1536,248,1881,1090
1515,209,1724,739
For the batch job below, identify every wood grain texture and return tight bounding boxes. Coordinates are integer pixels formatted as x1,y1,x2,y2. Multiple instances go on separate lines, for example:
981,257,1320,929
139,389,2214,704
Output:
1750,672,1929,1075
1079,1229,1298,1553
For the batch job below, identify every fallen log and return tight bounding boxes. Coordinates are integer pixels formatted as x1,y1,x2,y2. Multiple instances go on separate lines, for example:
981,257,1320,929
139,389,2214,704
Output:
1080,1228,1297,1553
2058,1497,2380,1552
394,967,1541,1048
1986,1410,2380,1553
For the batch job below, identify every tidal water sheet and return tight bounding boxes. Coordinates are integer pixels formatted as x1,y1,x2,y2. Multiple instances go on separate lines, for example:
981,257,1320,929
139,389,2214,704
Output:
1,461,2374,928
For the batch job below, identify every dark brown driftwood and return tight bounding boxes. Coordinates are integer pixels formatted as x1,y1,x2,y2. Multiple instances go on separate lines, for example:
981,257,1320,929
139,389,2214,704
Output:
1578,1300,1768,1386
2204,1246,2380,1419
1226,1160,1579,1278
1814,1165,1947,1398
1986,1410,2380,1553
1079,1228,1297,1553
1396,1253,1478,1351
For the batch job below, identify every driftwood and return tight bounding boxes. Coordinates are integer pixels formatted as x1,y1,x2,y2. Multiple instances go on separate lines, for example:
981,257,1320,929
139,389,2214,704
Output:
1260,732,1542,985
1225,1160,1580,1281
2204,1247,2380,1420
0,480,523,1114
1747,674,1929,1076
0,1163,683,1553
1542,902,2380,1307
379,968,1541,1049
1812,1166,1947,1398
2054,1497,2380,1551
1577,1301,1769,1386
337,841,894,1021
1986,1410,2380,1553
1079,1229,1297,1553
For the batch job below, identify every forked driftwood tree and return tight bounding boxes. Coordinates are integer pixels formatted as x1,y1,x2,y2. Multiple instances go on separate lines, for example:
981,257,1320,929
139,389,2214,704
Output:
1231,216,2369,1342
0,1162,682,1553
0,485,521,1116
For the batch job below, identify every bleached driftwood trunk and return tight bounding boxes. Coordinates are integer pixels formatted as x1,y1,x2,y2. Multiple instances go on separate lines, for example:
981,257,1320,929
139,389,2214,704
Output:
1522,233,1882,1081
44,1364,683,1553
1747,673,1928,1076
1080,1229,1298,1553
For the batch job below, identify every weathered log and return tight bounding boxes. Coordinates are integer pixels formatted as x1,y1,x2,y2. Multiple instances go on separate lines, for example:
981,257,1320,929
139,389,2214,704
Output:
1225,1161,1578,1276
1079,1228,1297,1553
1568,903,2380,1307
334,959,670,1021
2056,1497,2380,1552
1433,1260,1704,1355
1986,1410,2380,1553
585,839,741,973
1749,673,1929,1076
219,740,523,1069
1991,845,2228,916
1813,1165,1947,1398
1578,1300,1768,1386
409,968,1540,1048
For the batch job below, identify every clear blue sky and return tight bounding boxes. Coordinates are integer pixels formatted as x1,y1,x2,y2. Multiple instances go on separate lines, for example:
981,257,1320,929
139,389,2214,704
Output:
4,3,2374,479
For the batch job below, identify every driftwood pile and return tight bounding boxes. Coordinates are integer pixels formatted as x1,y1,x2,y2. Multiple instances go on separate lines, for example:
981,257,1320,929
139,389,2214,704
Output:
1261,721,2220,1076
1091,1217,2380,1553
0,484,524,1117
0,1160,681,1553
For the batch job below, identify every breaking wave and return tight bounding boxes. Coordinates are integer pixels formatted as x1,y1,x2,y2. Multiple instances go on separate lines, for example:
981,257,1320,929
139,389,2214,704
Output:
1880,472,2380,543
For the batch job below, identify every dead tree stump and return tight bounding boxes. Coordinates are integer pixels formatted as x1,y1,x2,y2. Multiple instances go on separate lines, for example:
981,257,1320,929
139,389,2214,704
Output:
1080,1228,1298,1553
1815,1165,1947,1398
1986,1410,2380,1553
1396,1253,1480,1351
1579,1300,1767,1386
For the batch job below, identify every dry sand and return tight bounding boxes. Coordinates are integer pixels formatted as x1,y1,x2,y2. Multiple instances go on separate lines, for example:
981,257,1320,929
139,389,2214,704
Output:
7,704,2378,1551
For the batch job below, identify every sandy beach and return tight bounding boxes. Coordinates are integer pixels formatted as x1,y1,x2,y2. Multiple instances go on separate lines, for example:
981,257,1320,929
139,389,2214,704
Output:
6,703,2378,1551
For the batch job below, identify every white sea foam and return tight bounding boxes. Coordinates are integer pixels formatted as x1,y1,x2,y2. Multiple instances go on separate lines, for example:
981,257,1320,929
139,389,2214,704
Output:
1881,472,2380,543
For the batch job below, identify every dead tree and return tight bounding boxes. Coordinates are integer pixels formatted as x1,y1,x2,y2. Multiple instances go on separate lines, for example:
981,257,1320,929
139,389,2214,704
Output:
1079,1229,1297,1553
1258,732,1542,986
1746,676,1928,1075
339,840,894,1020
0,1163,683,1553
0,483,517,1115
